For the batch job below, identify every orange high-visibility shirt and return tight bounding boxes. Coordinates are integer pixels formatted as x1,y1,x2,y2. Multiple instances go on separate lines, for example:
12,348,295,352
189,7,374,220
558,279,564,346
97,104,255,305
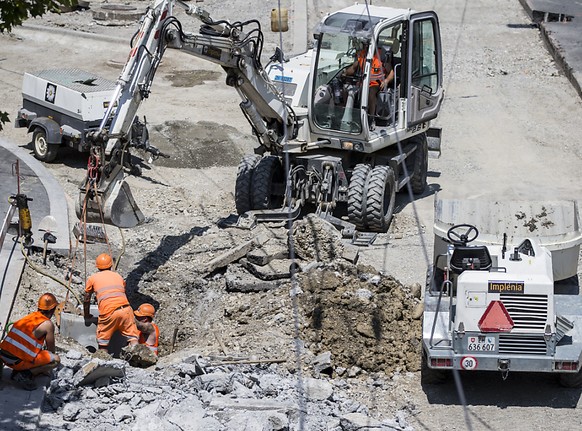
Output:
85,270,129,317
0,311,48,362
357,50,385,86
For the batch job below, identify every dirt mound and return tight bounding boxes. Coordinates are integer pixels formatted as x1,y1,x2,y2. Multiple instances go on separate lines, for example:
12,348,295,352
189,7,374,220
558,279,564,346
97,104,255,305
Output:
298,262,422,375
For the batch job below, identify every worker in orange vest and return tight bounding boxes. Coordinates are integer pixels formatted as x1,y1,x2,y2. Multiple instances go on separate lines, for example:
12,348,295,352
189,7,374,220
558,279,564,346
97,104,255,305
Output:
344,39,394,127
134,303,159,356
84,253,139,352
0,293,61,390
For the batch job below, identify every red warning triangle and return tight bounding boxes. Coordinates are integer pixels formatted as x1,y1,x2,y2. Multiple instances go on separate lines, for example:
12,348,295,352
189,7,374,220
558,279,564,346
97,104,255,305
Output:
478,300,514,332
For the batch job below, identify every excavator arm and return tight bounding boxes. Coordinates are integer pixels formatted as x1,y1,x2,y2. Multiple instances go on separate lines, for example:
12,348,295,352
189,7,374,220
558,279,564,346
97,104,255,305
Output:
77,0,296,228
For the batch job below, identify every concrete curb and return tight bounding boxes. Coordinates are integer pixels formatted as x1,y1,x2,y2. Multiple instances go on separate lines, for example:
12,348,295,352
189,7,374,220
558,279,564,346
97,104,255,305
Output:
519,0,582,100
0,139,70,254
21,23,127,44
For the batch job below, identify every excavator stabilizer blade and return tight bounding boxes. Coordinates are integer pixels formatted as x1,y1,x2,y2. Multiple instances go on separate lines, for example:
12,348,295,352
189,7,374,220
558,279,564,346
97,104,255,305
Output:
76,165,145,228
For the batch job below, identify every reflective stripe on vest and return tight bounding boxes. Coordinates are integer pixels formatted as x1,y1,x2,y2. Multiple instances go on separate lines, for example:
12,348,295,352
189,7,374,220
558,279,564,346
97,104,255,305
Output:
357,51,385,83
0,311,48,362
95,284,126,305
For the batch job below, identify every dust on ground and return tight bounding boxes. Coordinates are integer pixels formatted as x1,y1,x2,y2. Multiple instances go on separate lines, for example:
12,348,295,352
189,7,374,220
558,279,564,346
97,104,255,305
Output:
148,120,246,168
165,70,221,87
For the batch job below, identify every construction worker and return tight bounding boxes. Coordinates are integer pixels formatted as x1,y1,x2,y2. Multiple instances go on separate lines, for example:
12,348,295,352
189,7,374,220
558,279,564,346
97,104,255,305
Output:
0,293,61,390
134,303,159,356
84,253,139,352
343,38,394,127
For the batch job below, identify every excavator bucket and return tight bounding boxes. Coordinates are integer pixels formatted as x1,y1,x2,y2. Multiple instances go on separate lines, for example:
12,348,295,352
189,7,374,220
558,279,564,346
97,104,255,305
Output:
76,165,145,228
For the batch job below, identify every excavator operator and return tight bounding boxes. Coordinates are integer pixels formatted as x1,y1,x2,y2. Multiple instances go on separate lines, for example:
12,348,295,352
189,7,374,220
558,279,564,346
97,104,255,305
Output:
343,38,394,129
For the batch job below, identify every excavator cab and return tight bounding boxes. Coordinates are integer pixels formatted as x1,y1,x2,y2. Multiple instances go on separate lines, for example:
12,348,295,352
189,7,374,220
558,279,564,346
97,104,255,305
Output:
310,6,443,138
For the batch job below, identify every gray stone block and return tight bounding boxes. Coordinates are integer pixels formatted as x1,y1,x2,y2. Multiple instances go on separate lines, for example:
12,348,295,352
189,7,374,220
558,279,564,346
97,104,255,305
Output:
73,359,125,387
340,413,382,430
247,239,289,266
304,377,333,401
240,258,296,280
225,264,281,292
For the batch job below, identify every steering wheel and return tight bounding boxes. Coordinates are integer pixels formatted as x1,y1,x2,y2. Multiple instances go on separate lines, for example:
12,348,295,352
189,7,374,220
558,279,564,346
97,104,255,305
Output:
447,224,479,246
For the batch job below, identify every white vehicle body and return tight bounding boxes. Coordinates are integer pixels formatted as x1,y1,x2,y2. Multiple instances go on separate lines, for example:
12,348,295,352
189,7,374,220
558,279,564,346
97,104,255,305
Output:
423,198,582,386
15,69,117,161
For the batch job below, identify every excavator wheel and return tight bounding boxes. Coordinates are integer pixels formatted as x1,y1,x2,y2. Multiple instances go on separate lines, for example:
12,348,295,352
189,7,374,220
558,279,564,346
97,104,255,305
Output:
409,132,428,195
365,165,396,233
347,164,371,230
251,156,285,210
235,154,261,214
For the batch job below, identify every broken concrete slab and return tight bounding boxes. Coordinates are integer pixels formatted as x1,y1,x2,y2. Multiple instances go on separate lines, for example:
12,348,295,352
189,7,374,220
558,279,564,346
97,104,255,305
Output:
304,377,334,401
312,351,333,376
122,343,158,368
340,412,383,430
225,264,281,292
292,214,344,262
203,233,270,273
246,239,289,266
209,396,298,413
224,411,289,431
73,358,125,387
240,258,297,280
342,244,360,264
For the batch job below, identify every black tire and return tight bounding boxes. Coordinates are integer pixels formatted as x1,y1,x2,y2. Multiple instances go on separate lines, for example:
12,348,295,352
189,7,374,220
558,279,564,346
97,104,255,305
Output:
251,155,285,210
365,165,396,233
235,154,261,214
347,164,371,230
559,371,582,388
421,351,449,385
409,133,428,195
33,128,58,162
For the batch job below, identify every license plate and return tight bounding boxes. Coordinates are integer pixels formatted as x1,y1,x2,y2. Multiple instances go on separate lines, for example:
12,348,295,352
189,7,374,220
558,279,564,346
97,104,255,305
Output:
467,336,495,352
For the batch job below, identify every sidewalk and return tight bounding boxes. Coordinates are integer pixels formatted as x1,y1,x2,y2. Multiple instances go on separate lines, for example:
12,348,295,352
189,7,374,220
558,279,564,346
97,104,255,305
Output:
520,0,582,99
0,138,70,332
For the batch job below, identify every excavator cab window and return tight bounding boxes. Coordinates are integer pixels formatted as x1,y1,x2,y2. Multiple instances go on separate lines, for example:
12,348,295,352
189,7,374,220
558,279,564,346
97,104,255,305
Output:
311,31,365,134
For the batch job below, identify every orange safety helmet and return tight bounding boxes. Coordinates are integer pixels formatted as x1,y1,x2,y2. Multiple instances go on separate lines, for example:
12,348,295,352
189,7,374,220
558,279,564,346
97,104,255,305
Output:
96,253,113,270
134,303,156,319
38,293,58,311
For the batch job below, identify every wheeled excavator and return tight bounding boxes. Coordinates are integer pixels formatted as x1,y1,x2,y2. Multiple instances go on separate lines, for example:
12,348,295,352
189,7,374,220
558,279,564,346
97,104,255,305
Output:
76,0,444,233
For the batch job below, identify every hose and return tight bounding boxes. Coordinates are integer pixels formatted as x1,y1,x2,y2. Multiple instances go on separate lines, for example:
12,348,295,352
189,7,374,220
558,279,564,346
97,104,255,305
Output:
19,237,83,306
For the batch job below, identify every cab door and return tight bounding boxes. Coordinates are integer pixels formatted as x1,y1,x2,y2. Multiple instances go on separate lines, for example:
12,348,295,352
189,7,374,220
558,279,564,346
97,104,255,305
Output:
405,12,443,127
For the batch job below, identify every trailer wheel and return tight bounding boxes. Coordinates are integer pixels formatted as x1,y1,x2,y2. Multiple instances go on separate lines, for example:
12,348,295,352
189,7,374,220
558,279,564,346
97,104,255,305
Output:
421,351,449,385
235,154,261,214
33,129,58,162
365,165,396,233
251,155,285,210
409,132,428,195
348,164,371,230
558,370,582,388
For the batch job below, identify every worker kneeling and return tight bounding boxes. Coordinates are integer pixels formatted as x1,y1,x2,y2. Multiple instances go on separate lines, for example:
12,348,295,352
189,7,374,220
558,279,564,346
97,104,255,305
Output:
84,253,139,352
0,293,61,390
134,303,159,356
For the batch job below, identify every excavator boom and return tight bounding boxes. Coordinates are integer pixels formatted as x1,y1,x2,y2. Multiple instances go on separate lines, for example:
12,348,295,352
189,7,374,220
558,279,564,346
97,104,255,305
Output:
76,0,294,228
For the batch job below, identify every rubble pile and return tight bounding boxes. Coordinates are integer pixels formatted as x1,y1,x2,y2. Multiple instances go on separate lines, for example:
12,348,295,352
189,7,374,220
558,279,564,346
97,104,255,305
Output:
39,348,414,431
297,263,423,375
